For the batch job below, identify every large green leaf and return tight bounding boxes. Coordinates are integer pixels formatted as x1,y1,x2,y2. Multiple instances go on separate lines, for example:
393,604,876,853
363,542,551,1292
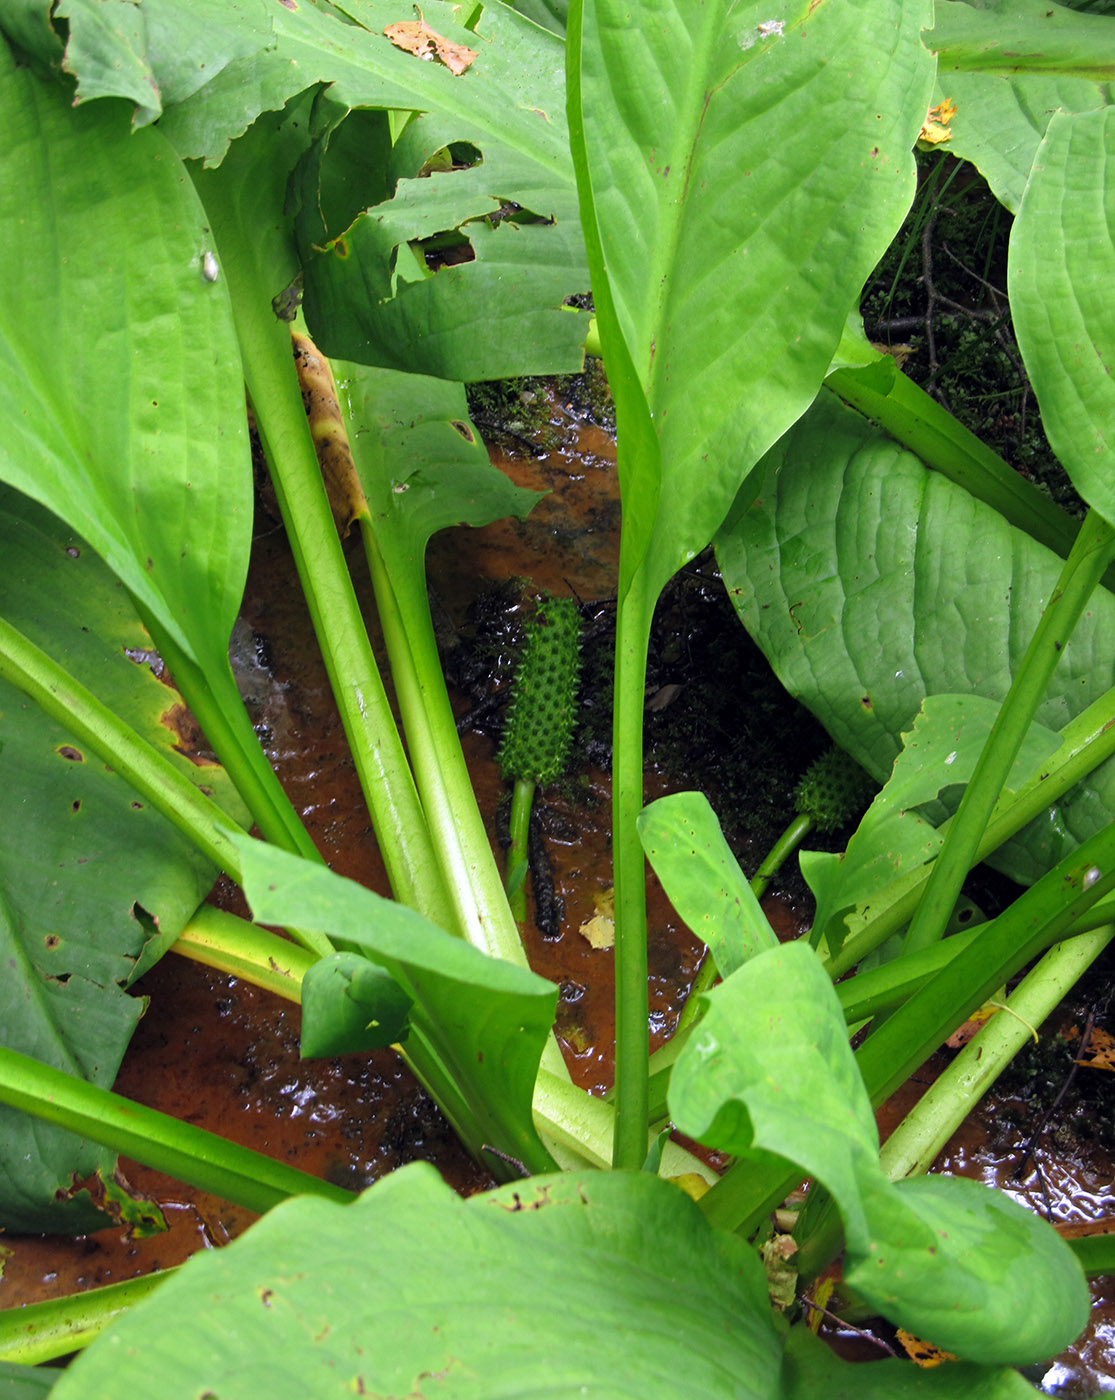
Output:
337,364,543,565
716,391,1115,884
0,489,249,1232
573,0,935,599
921,3,1114,213
22,1,589,380
1009,107,1115,519
669,941,1088,1364
0,36,252,673
236,840,558,1173
297,1,590,377
54,1165,784,1399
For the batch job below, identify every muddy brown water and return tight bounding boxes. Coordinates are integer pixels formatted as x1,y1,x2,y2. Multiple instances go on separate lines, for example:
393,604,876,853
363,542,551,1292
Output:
2,398,1114,1394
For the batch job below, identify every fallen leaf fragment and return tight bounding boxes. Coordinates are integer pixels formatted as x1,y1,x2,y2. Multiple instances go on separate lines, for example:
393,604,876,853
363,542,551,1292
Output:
760,1233,799,1311
918,97,957,147
945,1002,997,1048
384,12,478,76
897,1328,956,1368
666,1172,710,1203
1073,1025,1115,1071
579,887,615,949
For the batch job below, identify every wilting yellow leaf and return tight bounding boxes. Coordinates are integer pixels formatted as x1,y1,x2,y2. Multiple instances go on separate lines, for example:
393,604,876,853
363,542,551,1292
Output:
918,97,957,147
384,11,478,76
897,1328,957,1368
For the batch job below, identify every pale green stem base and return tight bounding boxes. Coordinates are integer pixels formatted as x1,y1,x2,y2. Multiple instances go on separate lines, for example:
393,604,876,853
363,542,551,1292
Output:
506,776,535,922
880,923,1115,1180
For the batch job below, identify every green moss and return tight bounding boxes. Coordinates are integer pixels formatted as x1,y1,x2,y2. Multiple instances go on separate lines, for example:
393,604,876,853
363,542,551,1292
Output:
466,357,615,455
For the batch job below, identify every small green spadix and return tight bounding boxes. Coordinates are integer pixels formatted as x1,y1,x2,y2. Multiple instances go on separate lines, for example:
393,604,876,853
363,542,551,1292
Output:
498,596,582,922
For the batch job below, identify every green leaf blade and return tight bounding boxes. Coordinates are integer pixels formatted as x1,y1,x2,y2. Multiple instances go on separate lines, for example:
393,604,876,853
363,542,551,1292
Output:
576,0,936,593
0,491,249,1232
846,1174,1089,1366
637,791,777,978
717,393,1115,884
1009,106,1115,520
0,40,252,672
54,1166,784,1400
235,841,558,1171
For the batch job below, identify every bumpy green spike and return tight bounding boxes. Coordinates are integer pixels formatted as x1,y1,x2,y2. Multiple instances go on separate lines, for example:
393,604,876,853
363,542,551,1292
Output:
793,747,877,834
498,597,582,921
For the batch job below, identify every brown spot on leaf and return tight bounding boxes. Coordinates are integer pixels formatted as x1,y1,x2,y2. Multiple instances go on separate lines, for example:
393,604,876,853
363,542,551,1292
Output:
450,420,475,443
57,745,84,762
161,702,219,766
45,934,60,949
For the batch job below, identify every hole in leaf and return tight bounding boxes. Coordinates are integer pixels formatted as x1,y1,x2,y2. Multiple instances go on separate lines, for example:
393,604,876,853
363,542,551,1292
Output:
415,230,475,271
418,141,482,176
450,420,475,443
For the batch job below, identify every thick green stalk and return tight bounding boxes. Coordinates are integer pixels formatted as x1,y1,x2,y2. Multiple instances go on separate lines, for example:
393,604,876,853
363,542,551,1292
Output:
356,526,535,965
173,903,313,1001
247,340,449,925
356,531,572,1083
827,684,1115,976
0,1272,171,1365
611,571,655,1169
0,1046,353,1215
880,923,1115,1180
751,812,814,902
197,162,451,928
0,617,243,877
903,509,1115,956
137,606,321,864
